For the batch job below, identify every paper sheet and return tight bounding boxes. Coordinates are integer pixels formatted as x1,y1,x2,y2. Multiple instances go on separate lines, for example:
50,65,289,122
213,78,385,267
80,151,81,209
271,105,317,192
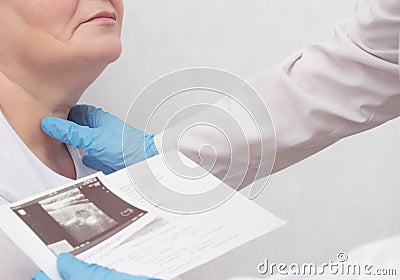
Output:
96,154,285,279
0,174,157,280
0,153,284,280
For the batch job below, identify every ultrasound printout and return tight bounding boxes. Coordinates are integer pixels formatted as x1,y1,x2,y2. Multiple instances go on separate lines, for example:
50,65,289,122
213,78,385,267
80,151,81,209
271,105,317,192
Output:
11,176,148,255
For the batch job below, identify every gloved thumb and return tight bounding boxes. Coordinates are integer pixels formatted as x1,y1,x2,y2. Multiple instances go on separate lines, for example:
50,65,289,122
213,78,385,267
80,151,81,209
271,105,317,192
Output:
31,271,51,280
41,117,102,153
57,253,91,279
82,155,116,175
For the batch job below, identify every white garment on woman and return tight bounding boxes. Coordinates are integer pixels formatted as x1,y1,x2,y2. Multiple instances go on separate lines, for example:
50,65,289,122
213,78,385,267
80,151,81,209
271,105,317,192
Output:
0,112,96,279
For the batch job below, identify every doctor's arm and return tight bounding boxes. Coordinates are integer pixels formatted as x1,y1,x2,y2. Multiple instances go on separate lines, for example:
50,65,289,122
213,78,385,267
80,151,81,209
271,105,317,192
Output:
42,0,399,187
171,0,400,188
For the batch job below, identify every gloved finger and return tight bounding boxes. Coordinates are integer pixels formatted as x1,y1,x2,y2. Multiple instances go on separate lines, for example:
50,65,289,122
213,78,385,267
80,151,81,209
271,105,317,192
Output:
57,253,161,280
57,253,92,280
41,117,102,153
82,155,116,175
69,105,123,129
68,105,102,128
31,271,51,280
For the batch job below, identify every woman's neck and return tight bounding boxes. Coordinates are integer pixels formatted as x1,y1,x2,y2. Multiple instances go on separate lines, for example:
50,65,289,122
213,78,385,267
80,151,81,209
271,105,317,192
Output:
0,72,79,180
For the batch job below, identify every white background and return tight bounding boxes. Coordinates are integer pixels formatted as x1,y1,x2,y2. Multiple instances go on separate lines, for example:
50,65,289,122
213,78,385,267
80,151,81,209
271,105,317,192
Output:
81,0,400,279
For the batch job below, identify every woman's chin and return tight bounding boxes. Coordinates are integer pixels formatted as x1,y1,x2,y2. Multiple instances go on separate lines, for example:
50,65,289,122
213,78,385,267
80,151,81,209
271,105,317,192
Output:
89,39,123,65
102,43,122,64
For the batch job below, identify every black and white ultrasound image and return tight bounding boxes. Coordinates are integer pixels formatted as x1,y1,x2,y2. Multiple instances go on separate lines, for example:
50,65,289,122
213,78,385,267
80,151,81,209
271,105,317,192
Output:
12,177,147,255
39,188,118,243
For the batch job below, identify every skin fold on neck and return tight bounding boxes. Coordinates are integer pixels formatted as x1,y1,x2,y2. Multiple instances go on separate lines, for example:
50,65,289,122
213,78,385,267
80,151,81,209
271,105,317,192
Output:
0,71,80,180
0,3,122,180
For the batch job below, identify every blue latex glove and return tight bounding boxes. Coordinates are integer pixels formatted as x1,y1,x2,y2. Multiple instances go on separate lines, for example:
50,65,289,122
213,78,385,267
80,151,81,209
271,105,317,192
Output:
41,105,159,175
32,253,161,280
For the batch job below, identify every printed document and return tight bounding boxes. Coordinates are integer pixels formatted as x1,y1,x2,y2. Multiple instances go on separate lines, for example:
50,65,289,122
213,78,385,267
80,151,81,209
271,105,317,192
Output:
0,153,285,279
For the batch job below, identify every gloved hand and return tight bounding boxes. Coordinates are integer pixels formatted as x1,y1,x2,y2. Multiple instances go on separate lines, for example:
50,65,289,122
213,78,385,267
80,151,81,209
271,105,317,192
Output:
41,105,159,175
32,253,160,280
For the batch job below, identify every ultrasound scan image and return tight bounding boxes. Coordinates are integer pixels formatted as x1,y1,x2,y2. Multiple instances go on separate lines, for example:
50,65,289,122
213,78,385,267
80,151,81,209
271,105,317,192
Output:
12,177,148,255
39,188,118,243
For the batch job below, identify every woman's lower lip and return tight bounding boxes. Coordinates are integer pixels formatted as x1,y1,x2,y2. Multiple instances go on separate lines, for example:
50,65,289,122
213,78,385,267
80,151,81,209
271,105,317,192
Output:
87,17,116,24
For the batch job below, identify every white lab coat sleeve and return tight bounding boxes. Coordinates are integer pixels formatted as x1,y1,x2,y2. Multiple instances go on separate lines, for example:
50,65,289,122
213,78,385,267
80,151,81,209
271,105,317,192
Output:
266,0,400,173
154,0,400,187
